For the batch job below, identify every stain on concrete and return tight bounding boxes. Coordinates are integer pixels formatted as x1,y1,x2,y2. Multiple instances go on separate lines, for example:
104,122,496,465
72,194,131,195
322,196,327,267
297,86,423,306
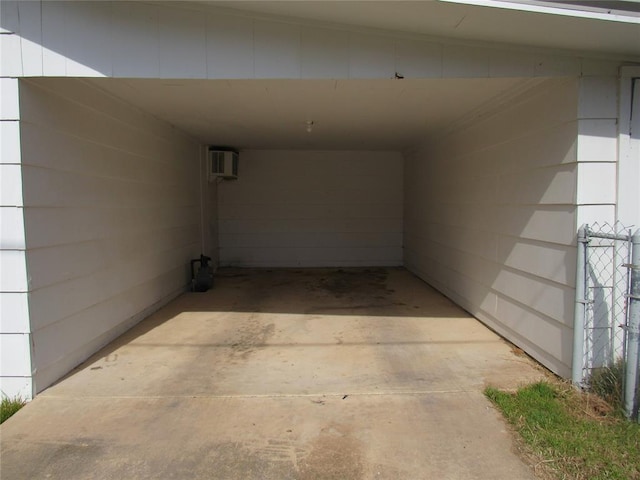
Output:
0,439,106,480
297,424,364,480
315,269,388,299
230,317,276,358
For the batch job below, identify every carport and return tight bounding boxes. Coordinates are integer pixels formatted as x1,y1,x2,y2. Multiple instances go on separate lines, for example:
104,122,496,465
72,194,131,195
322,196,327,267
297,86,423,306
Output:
2,0,637,419
5,73,577,397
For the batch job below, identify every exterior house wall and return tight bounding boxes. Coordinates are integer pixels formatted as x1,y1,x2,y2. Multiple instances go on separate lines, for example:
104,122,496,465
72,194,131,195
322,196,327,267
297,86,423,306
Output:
0,77,32,399
0,1,623,81
404,78,579,377
14,78,202,394
575,75,623,227
218,150,403,267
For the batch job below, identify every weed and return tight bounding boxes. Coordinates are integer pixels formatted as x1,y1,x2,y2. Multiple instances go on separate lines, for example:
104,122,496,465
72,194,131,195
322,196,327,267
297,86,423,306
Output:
1,396,26,424
588,359,625,413
486,381,640,480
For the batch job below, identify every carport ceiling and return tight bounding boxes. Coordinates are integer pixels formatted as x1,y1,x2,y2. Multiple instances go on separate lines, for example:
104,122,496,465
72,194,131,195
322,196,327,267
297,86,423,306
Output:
85,78,532,150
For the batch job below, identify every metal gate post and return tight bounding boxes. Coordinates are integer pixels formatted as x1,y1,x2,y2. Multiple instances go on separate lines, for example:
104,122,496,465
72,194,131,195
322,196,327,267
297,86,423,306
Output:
572,225,589,386
624,229,640,421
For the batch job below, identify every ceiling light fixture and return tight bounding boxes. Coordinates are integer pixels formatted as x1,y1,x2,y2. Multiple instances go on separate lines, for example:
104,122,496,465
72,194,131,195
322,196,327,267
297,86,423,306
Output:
305,120,314,133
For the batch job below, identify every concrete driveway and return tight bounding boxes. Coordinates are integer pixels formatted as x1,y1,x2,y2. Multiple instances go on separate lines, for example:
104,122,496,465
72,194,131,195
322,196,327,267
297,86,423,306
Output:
1,268,544,479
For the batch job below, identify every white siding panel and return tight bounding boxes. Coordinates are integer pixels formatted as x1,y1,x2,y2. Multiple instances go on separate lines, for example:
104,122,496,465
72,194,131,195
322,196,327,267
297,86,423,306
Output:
0,165,23,206
1,120,21,163
0,207,25,250
348,33,395,79
534,54,581,77
111,2,160,78
0,249,28,292
578,76,618,119
443,45,489,78
394,39,442,78
63,1,113,76
0,78,20,119
0,334,31,376
0,292,30,333
576,162,617,205
254,21,301,79
0,377,32,400
578,119,618,162
0,0,19,34
576,204,616,227
301,28,349,79
17,1,43,76
497,238,576,287
159,6,206,79
495,296,573,376
404,78,579,377
41,0,67,76
206,14,254,79
577,119,617,163
489,50,535,77
18,79,202,394
219,150,403,267
0,33,23,77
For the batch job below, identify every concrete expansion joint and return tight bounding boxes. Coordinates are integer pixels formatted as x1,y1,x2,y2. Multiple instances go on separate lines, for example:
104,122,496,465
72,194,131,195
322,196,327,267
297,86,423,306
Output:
40,390,473,400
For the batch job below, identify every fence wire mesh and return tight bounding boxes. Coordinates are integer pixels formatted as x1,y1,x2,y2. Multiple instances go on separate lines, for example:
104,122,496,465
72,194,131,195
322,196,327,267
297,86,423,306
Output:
578,222,635,415
583,223,632,373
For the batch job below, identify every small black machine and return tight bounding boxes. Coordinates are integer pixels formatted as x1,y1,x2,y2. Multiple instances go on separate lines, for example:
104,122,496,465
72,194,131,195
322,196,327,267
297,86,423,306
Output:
190,254,214,292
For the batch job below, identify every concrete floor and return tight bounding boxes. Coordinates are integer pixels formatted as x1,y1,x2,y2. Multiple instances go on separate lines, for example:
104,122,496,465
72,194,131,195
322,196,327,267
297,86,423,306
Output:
1,268,545,479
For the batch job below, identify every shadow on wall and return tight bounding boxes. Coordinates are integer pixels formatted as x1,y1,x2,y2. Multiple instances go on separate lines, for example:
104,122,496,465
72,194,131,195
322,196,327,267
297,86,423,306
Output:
402,77,617,378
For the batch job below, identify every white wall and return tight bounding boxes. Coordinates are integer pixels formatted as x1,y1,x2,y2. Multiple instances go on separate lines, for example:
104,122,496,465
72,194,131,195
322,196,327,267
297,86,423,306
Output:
17,78,202,393
0,77,33,399
0,0,622,81
219,150,403,267
404,78,579,377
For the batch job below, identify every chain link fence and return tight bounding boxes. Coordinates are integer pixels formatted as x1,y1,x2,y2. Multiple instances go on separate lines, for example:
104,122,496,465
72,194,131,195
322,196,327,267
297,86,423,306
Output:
573,222,639,421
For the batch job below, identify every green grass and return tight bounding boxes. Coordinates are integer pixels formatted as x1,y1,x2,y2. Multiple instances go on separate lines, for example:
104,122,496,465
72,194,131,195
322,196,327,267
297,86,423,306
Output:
1,396,26,424
485,381,640,480
588,359,625,413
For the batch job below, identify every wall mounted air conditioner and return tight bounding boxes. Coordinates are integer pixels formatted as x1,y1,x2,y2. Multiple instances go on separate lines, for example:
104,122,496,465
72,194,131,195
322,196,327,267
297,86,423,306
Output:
208,148,238,181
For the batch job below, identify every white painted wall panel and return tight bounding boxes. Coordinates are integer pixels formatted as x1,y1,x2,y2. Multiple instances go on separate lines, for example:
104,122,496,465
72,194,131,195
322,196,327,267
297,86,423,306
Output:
63,1,113,76
0,78,20,119
0,207,25,250
577,119,617,163
159,6,206,79
0,120,21,163
18,79,202,394
0,292,30,333
16,1,43,77
254,21,301,79
111,2,160,78
0,250,28,292
40,0,68,76
575,75,620,228
219,150,403,267
206,13,254,79
0,377,32,400
301,28,349,79
4,1,619,81
395,40,442,78
0,33,22,77
443,45,489,78
0,334,31,376
489,50,535,77
404,78,579,377
348,33,395,79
